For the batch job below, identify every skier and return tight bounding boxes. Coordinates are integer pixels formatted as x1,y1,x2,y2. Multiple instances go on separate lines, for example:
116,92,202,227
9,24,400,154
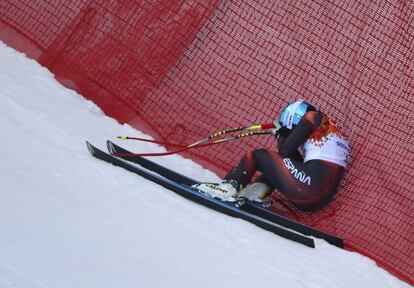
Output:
193,100,350,211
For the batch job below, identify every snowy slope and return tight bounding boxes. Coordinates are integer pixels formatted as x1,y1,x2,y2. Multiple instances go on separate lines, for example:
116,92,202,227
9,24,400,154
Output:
0,42,410,288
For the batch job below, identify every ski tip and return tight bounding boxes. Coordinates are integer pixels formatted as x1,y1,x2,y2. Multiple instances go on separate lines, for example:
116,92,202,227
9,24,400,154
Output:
106,140,115,154
86,141,95,155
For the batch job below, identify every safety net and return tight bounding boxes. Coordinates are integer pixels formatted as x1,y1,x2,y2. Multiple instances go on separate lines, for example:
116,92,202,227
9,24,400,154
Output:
0,0,412,284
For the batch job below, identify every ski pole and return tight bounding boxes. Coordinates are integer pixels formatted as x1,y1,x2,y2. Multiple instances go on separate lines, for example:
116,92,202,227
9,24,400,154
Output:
113,130,273,157
117,122,275,149
117,135,186,148
114,123,275,157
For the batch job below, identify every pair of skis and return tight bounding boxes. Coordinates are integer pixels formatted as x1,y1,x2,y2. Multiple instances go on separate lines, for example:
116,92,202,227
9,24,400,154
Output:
86,141,344,248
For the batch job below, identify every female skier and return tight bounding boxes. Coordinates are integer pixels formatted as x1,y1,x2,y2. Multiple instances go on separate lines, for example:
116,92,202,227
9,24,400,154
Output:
194,100,350,211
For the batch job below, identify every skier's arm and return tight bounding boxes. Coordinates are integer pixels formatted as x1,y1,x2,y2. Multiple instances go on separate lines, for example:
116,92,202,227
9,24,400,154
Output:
277,111,323,158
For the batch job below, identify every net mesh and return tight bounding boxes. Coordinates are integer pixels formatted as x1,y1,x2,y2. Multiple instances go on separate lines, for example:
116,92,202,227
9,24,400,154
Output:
1,0,412,284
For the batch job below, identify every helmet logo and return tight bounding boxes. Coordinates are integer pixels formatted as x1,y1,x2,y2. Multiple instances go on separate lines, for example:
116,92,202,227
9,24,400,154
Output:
286,100,303,129
287,114,294,129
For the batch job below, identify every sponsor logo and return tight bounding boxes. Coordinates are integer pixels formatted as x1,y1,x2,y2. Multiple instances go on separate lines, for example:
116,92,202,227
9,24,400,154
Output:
283,158,311,186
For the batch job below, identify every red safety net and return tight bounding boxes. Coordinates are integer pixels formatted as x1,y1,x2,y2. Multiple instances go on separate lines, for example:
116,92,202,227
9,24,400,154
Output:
1,1,412,284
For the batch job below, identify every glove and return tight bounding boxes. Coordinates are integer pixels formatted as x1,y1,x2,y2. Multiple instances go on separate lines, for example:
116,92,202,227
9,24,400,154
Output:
272,120,282,139
273,119,282,131
277,127,291,138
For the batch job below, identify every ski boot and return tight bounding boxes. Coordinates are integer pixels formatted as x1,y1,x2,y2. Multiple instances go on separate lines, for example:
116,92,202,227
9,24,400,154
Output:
237,182,274,208
192,179,240,202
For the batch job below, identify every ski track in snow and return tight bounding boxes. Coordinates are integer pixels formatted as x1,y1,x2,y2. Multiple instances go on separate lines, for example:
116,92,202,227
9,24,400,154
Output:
0,41,411,288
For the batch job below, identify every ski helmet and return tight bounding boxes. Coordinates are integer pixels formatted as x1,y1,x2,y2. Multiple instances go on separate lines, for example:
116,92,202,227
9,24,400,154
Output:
279,100,316,130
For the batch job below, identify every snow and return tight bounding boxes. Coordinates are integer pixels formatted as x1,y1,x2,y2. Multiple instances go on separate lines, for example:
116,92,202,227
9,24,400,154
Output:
0,41,410,288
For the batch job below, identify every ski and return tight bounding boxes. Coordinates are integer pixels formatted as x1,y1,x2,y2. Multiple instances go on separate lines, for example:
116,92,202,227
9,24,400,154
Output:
107,140,344,248
86,141,315,248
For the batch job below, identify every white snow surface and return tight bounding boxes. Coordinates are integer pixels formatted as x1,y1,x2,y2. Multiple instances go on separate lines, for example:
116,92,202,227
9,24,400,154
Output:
0,42,410,288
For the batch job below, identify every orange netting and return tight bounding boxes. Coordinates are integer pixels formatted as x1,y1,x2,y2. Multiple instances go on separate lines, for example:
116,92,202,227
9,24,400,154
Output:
1,1,412,284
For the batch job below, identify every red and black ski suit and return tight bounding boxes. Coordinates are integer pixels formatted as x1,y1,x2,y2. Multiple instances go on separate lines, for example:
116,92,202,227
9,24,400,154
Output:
224,111,347,211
